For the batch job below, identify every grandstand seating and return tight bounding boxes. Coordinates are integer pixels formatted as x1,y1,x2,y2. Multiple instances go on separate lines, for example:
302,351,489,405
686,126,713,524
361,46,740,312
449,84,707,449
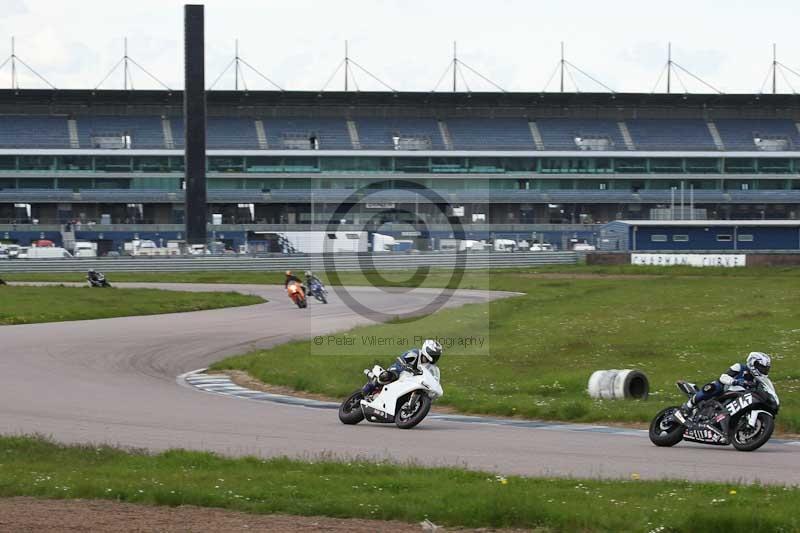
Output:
536,119,624,150
207,117,259,149
445,118,534,150
356,118,444,150
714,119,800,150
77,116,165,149
0,116,70,148
0,114,799,152
262,118,352,149
626,119,716,151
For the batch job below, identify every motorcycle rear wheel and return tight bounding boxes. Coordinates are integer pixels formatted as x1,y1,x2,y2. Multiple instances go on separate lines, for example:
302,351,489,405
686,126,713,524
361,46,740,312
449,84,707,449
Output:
395,393,432,429
649,406,684,447
338,391,365,425
731,412,774,452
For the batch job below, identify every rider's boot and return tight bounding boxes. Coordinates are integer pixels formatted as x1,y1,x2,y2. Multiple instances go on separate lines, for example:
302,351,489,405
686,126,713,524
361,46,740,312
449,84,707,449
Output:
679,397,695,418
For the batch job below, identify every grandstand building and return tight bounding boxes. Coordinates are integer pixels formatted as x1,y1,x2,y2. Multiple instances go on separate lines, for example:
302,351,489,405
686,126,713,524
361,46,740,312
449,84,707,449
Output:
1,89,799,252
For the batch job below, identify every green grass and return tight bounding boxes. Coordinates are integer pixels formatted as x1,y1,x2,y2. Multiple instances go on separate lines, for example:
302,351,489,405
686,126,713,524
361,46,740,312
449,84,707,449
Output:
212,268,800,433
0,436,796,532
0,286,263,325
5,264,800,285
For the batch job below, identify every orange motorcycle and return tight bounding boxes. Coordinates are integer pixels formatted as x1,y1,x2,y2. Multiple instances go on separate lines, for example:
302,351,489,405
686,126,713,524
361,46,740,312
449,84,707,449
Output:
287,281,308,309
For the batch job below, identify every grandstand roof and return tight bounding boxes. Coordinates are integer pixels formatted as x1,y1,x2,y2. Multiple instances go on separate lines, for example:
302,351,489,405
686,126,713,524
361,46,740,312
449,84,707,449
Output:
0,90,798,119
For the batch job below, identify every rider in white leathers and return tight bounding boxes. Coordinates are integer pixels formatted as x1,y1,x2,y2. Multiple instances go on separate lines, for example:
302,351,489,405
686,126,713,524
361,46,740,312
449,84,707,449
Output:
362,339,442,397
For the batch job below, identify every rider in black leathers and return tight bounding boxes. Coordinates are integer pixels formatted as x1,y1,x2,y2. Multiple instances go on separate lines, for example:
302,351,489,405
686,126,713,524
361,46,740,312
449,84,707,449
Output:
681,352,772,414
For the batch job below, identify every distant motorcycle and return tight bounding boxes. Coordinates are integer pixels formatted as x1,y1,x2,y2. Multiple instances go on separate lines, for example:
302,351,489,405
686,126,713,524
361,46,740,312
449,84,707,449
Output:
308,279,328,304
649,375,779,452
338,361,443,429
0,278,6,286
286,281,307,309
87,273,112,288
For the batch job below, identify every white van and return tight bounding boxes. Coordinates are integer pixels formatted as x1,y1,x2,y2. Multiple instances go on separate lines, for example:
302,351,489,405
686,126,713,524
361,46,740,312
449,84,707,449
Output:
26,247,73,259
73,241,98,258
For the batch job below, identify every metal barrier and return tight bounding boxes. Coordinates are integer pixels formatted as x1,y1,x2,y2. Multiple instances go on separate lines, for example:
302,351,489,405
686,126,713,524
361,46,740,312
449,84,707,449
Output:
0,251,577,273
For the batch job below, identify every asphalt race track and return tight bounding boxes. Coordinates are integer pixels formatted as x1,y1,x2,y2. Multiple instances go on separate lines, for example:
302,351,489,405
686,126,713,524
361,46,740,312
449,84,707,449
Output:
1,283,798,485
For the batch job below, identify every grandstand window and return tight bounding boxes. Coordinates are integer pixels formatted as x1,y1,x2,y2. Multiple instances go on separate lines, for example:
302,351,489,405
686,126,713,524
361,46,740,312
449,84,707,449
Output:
468,158,504,173
208,157,244,173
724,158,756,174
672,235,689,242
649,158,683,173
283,157,319,172
395,157,429,173
614,158,647,173
737,234,754,242
58,178,93,191
94,178,130,189
168,157,185,172
756,180,786,190
0,178,15,189
58,156,92,171
725,180,752,191
687,180,717,190
684,159,719,174
716,234,732,242
489,179,520,190
319,157,391,172
94,156,132,173
650,234,667,242
246,156,283,172
18,178,54,189
756,158,792,174
18,156,55,171
283,178,311,189
0,156,15,170
133,157,169,172
431,157,465,173
243,178,282,190
208,178,240,190
502,157,537,172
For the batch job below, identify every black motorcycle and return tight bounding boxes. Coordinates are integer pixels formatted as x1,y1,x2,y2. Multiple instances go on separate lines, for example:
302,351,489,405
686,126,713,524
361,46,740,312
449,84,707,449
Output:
649,375,779,452
87,274,112,288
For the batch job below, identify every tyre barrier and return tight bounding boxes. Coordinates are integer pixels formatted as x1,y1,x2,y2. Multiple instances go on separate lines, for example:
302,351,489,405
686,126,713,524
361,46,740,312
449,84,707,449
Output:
587,369,649,400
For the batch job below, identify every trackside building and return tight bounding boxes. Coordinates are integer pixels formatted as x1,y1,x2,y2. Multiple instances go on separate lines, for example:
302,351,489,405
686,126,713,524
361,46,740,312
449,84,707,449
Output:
600,220,800,251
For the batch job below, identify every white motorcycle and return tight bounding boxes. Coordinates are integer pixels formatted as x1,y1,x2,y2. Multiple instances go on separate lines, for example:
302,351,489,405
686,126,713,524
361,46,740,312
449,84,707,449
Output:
338,361,443,429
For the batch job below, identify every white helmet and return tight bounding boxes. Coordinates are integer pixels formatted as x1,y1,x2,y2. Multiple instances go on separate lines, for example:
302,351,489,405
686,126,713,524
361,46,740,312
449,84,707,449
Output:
305,270,313,277
747,352,771,377
420,339,442,364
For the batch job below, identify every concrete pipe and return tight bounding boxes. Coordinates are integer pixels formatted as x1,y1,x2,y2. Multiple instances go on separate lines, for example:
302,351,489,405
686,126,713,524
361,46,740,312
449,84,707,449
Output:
588,369,649,400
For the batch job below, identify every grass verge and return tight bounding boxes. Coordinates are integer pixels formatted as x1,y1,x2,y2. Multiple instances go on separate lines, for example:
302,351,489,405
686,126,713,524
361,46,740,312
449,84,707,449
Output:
0,436,796,532
0,285,263,325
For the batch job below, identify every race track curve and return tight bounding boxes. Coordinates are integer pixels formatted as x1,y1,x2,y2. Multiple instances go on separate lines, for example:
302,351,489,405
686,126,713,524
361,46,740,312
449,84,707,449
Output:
1,283,797,486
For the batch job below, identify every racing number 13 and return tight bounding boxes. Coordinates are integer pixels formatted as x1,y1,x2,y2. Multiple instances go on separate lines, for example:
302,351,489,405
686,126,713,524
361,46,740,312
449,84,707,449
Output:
726,393,753,415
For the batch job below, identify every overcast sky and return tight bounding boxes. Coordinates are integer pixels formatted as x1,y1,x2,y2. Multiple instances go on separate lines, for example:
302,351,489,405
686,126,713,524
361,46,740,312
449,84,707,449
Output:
0,0,798,94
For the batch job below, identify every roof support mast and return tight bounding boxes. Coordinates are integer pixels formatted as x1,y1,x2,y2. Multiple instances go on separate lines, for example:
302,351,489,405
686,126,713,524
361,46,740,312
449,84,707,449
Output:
10,37,15,89
666,42,671,94
560,42,565,93
344,40,349,91
453,41,458,92
772,43,777,95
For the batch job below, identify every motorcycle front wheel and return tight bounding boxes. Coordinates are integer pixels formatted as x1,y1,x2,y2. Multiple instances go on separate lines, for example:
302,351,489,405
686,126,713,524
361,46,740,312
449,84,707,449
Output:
649,406,684,447
731,412,774,452
395,393,432,429
338,391,365,425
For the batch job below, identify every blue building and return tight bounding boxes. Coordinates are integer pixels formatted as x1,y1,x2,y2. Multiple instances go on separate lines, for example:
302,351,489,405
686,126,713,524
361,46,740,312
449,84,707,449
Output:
600,220,800,251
